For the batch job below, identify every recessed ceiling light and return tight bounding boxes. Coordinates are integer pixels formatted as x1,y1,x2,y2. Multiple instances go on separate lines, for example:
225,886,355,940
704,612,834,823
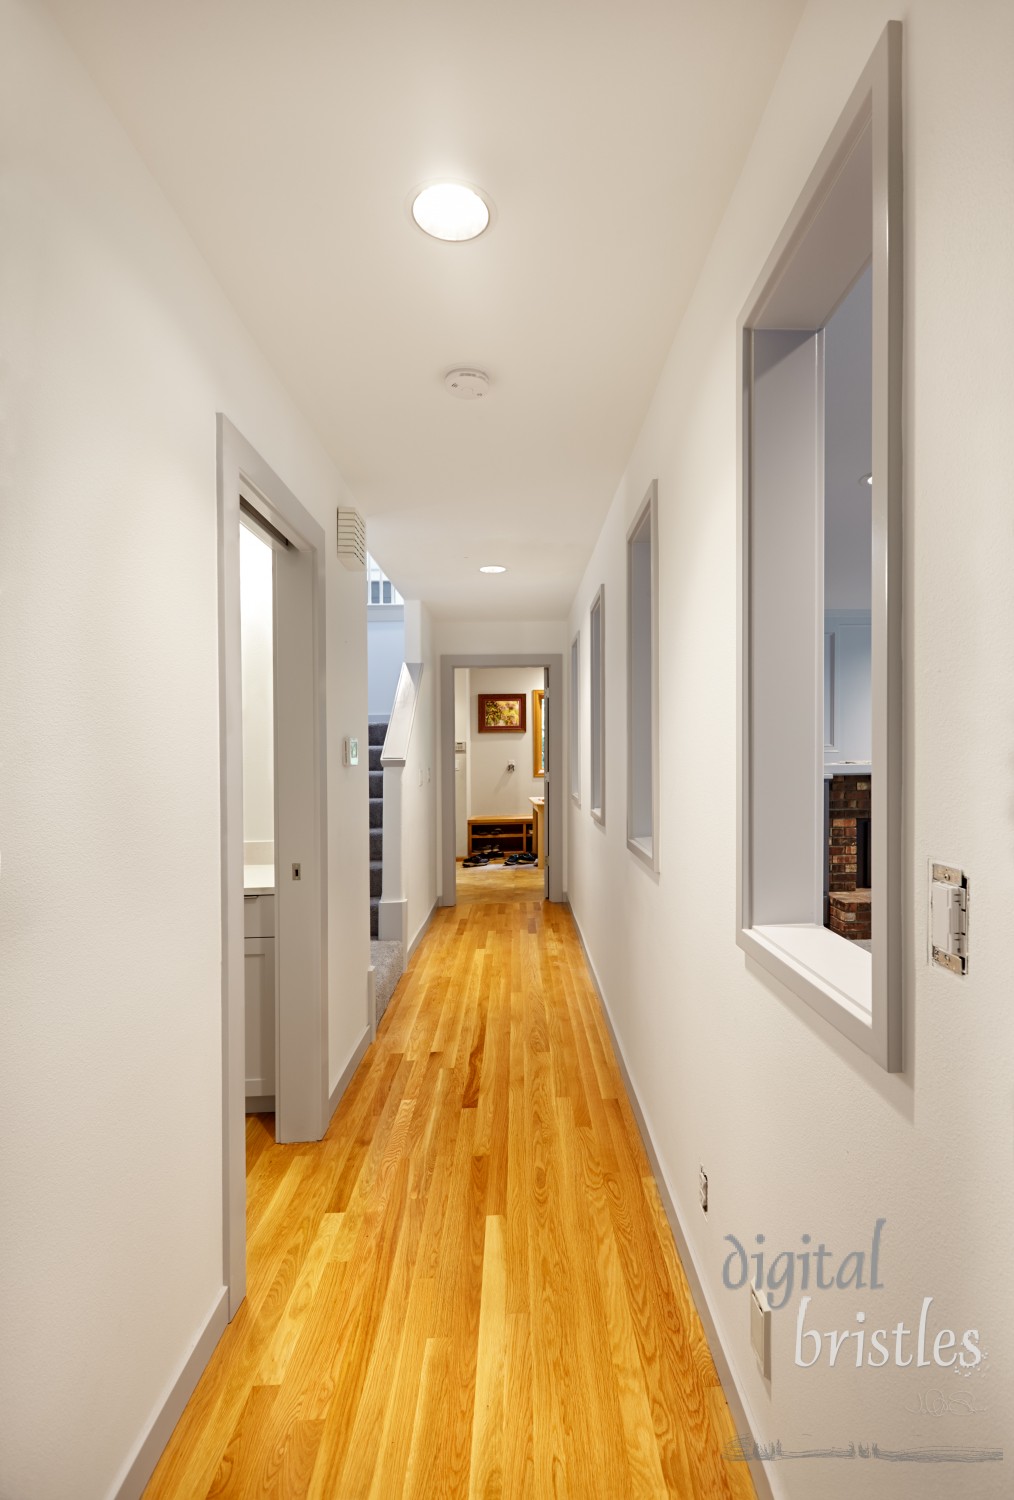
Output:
411,182,491,242
479,565,507,574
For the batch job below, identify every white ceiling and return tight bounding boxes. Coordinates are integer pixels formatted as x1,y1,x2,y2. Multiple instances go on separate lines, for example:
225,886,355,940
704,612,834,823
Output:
47,0,804,619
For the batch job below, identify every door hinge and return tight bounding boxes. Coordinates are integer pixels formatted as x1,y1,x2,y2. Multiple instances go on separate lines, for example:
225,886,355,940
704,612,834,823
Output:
930,863,969,976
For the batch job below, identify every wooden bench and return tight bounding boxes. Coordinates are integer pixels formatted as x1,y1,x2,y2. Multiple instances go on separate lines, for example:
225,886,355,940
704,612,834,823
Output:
466,815,534,857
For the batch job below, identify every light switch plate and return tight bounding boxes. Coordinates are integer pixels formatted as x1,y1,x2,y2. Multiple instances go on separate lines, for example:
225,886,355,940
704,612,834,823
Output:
343,736,359,767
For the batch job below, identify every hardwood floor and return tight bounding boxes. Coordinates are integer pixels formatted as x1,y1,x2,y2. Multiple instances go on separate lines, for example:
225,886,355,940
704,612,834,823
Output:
144,873,755,1499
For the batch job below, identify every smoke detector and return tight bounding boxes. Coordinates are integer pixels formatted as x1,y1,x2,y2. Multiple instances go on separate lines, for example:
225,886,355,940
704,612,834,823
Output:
444,368,489,400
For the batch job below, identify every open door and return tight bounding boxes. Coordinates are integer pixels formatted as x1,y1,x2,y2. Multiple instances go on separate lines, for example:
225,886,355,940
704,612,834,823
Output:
218,415,329,1313
272,536,329,1144
542,667,550,900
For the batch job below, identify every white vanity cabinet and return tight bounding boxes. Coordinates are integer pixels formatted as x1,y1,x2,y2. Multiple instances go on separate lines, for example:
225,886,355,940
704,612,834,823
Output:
244,892,275,1108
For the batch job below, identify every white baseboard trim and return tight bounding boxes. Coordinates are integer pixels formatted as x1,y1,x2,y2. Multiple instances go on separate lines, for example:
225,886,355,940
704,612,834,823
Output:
566,902,776,1500
328,1025,372,1120
111,1287,228,1500
378,894,407,947
408,899,438,960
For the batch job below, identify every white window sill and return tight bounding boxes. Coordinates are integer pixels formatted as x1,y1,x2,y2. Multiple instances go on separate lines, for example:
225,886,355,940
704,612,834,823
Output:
627,833,657,871
749,923,872,1024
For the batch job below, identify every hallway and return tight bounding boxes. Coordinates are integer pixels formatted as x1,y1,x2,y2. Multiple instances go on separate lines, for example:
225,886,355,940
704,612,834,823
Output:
144,874,754,1499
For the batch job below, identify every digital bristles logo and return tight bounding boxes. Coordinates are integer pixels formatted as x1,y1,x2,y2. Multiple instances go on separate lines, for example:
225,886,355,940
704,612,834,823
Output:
722,1220,983,1370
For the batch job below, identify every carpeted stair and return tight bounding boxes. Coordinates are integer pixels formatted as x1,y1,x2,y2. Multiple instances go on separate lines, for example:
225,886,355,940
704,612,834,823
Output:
371,938,405,1026
369,719,387,938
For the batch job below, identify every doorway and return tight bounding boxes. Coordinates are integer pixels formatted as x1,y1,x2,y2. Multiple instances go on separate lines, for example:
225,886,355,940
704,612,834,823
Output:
452,665,545,899
440,653,564,908
218,415,329,1316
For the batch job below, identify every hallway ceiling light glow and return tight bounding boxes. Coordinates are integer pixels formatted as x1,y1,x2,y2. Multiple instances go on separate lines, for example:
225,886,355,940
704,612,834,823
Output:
411,182,491,241
479,564,507,574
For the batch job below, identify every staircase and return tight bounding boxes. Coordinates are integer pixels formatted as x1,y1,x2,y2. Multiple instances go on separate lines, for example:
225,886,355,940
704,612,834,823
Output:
369,719,387,938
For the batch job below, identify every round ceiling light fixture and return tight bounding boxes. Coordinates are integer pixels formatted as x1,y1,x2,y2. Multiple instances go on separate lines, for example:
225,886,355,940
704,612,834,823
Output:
444,368,489,400
411,182,492,242
479,565,507,574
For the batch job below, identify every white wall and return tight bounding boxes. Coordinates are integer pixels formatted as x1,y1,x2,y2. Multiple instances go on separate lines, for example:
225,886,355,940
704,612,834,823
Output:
466,667,545,820
567,4,1014,1496
367,608,405,720
0,5,369,1496
240,526,275,851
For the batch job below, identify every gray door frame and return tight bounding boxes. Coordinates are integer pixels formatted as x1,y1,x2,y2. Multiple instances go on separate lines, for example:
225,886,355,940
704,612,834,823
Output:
217,415,329,1316
439,653,564,906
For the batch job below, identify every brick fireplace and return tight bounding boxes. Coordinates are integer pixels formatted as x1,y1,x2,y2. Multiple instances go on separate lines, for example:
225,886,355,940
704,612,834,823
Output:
826,774,871,941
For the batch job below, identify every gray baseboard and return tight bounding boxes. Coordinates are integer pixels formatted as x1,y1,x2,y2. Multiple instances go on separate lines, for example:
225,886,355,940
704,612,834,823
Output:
112,1288,229,1500
244,1093,275,1113
408,900,438,960
328,1025,372,1120
566,903,775,1500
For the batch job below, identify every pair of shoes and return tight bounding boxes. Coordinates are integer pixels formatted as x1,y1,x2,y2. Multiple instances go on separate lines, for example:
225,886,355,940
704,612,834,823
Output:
481,844,502,857
504,852,537,866
462,854,489,868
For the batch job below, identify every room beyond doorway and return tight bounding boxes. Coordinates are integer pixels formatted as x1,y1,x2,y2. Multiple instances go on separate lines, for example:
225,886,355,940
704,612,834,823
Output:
454,664,545,895
439,652,565,908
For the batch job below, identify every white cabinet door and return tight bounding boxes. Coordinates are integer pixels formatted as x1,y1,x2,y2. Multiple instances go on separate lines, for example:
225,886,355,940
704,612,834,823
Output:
244,936,275,1104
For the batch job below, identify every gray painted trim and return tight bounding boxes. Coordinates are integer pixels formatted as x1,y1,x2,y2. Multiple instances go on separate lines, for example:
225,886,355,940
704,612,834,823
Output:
569,630,581,807
735,22,903,1072
217,414,330,1316
367,965,377,1040
408,899,439,960
112,1289,229,1500
439,654,564,907
626,481,661,873
565,905,775,1500
588,589,606,824
244,1094,276,1113
328,1025,372,1120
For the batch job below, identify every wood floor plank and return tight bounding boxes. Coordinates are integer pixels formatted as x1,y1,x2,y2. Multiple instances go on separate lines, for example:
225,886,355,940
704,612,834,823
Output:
366,1275,436,1500
144,866,755,1500
255,1213,344,1384
205,1384,279,1499
402,1335,453,1500
469,1215,507,1500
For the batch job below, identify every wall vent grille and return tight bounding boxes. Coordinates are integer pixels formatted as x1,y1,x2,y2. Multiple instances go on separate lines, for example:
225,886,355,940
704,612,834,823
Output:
337,507,366,571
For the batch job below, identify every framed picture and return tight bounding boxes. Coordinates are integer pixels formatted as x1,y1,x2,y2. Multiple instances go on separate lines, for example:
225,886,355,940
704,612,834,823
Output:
478,692,527,733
